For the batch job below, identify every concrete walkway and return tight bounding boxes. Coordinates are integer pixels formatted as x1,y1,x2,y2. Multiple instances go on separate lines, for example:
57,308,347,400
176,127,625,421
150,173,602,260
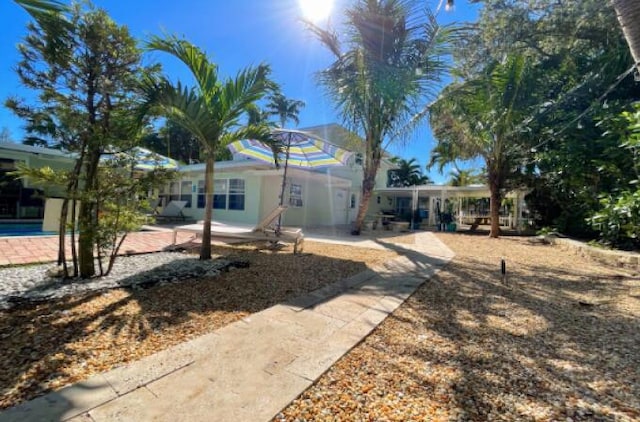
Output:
0,232,454,422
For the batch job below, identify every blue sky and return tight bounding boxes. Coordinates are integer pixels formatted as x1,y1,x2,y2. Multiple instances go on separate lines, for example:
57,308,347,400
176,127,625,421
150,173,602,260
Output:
0,0,480,183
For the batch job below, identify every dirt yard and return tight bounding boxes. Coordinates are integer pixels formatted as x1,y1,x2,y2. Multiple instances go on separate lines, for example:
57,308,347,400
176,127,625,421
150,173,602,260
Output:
0,241,398,410
276,233,640,422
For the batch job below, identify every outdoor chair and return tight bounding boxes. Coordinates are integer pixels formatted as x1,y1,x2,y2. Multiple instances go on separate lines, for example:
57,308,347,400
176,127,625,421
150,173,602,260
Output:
155,200,188,223
172,205,304,254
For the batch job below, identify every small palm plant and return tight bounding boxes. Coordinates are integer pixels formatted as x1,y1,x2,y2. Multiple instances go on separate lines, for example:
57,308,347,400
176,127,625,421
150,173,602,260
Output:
141,35,273,259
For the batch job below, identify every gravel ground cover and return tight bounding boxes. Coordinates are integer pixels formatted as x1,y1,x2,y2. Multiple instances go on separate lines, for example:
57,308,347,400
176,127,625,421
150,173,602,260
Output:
0,241,397,410
276,233,640,422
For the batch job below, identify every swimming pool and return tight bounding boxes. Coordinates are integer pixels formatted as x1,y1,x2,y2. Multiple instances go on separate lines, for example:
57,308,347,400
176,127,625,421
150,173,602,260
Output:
0,222,56,237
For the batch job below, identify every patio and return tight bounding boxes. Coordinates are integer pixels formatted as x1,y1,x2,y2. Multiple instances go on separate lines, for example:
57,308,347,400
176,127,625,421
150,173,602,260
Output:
0,230,194,267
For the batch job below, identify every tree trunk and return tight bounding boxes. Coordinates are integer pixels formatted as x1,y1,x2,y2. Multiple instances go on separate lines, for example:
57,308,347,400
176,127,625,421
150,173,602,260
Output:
57,198,68,266
200,156,214,260
78,149,101,278
78,198,95,277
489,182,502,238
353,162,378,235
612,0,640,71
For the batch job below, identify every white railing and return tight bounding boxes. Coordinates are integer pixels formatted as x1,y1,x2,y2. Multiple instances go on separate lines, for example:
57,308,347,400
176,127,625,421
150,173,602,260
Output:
457,214,513,228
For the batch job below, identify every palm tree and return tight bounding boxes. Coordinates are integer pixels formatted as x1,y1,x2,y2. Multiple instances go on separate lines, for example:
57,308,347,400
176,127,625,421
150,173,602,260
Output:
306,0,453,234
612,1,640,72
390,157,431,186
430,55,535,237
246,104,272,127
14,0,67,17
266,92,305,128
14,0,71,52
448,168,482,186
142,35,272,259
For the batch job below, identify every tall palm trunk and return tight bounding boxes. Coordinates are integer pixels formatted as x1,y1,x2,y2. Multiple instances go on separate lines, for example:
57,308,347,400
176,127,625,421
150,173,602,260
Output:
353,170,376,234
200,155,214,260
353,150,381,234
489,180,501,238
612,0,640,70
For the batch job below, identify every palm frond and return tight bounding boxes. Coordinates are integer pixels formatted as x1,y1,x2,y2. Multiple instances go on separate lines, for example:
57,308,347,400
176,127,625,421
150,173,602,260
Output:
14,0,68,16
304,19,342,58
219,64,271,125
146,34,219,97
139,75,217,152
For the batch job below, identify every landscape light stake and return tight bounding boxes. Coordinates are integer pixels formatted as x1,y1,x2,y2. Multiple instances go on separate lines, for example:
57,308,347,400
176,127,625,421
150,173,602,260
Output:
501,258,507,285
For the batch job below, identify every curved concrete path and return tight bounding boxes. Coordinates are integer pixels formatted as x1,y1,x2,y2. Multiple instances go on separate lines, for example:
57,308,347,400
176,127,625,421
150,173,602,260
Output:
0,231,454,422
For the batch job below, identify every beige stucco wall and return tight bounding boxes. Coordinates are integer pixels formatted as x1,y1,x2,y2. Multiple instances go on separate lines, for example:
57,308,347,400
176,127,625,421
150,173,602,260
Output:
175,169,263,225
259,172,349,227
172,166,356,228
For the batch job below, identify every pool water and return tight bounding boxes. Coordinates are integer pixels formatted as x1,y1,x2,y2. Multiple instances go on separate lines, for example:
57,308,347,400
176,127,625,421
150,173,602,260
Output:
0,222,56,237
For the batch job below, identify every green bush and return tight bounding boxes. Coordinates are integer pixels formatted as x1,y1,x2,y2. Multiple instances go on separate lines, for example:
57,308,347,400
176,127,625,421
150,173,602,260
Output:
590,190,640,250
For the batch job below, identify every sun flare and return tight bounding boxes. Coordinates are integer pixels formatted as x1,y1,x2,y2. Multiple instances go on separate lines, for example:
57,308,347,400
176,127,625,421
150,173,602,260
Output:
298,0,333,22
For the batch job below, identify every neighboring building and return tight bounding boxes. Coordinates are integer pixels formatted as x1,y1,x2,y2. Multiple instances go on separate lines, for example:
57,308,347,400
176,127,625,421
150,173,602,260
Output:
0,142,75,219
370,184,530,231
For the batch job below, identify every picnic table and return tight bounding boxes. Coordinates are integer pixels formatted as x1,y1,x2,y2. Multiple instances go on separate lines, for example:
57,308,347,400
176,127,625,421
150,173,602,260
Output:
469,216,491,231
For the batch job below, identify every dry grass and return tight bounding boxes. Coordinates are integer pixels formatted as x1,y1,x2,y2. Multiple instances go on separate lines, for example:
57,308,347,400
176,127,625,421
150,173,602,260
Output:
0,241,397,410
276,233,640,422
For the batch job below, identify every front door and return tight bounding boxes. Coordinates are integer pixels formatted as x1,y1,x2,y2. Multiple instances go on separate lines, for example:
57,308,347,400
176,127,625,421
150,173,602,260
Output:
332,188,348,225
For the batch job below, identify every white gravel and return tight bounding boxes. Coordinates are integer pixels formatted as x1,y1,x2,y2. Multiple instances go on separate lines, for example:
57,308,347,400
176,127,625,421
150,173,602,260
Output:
0,252,237,309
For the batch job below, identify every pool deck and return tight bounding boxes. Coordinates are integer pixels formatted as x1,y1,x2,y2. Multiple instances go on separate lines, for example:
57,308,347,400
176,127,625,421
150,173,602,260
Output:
0,229,194,267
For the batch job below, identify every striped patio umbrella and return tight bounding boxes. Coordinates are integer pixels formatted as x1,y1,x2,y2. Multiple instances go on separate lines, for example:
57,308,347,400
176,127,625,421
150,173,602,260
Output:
102,147,179,171
129,147,179,171
228,128,354,221
228,129,352,169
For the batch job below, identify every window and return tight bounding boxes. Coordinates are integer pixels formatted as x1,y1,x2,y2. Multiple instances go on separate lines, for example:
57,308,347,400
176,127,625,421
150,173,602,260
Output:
200,178,245,211
289,184,303,207
396,197,411,217
213,179,227,209
197,180,206,208
228,179,245,210
169,181,180,202
158,184,169,207
180,181,192,208
350,193,356,209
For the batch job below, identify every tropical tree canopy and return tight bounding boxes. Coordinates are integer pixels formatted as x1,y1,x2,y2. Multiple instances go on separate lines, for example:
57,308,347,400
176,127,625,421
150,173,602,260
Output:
266,91,305,128
448,168,483,186
430,55,538,237
7,2,158,277
307,0,455,234
141,35,273,259
388,157,431,187
432,0,640,242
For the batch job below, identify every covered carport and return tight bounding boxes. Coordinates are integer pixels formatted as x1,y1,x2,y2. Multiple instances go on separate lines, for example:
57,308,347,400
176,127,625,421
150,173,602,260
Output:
370,185,530,230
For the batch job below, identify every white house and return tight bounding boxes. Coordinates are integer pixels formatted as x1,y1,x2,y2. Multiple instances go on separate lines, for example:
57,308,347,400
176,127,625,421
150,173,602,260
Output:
163,124,396,227
1,124,530,232
158,123,530,230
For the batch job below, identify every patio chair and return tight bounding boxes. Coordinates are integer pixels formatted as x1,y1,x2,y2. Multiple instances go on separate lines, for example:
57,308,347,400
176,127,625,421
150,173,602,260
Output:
155,200,188,223
172,205,304,254
147,198,162,215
